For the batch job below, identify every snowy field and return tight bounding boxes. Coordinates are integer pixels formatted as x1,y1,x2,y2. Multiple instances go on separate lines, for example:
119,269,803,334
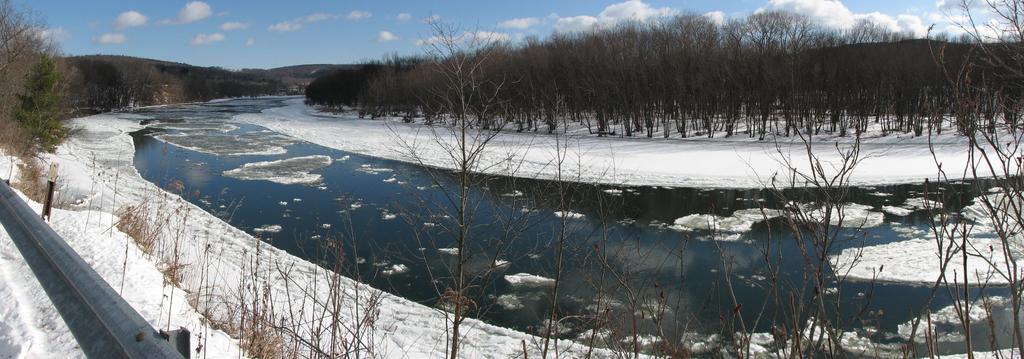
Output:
0,111,635,357
235,98,988,189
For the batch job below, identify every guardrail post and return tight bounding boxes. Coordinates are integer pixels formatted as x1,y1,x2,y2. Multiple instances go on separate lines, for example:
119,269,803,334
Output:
161,328,191,359
41,162,57,221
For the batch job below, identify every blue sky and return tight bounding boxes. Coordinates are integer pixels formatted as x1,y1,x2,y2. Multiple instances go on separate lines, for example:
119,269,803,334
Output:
26,0,962,69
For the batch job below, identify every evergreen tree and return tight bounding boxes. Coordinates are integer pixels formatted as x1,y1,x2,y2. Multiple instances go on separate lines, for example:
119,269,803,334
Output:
14,54,65,153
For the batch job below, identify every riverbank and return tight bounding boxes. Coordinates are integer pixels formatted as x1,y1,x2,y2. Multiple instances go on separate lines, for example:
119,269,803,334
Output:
0,105,633,357
237,98,990,189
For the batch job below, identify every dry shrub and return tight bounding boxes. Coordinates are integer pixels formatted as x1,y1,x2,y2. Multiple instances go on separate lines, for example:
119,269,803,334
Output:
14,159,45,201
237,283,285,359
116,201,159,254
160,258,186,286
0,119,27,155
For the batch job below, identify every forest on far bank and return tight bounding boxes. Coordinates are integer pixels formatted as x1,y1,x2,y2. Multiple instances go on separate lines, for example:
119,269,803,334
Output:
305,11,1015,140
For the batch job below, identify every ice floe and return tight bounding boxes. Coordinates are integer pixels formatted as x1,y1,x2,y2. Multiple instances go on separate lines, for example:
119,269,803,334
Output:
223,155,333,185
496,294,524,310
500,190,524,197
254,224,282,233
881,205,913,216
553,211,586,219
798,202,885,228
897,296,1009,343
505,273,556,287
668,208,783,235
154,132,294,156
382,264,409,276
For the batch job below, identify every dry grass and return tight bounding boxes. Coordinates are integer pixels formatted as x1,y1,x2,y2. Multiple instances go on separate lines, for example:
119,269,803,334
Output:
14,159,45,201
115,201,160,254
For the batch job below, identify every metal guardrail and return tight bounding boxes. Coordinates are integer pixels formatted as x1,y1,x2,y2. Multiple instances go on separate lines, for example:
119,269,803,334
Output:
0,180,187,359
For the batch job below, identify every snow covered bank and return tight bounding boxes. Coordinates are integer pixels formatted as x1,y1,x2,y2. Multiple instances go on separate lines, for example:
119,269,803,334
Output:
0,149,242,358
234,98,988,189
1,111,634,357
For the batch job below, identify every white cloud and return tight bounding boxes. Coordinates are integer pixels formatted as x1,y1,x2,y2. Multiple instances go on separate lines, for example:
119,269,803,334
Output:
896,14,928,36
94,33,126,45
32,27,70,45
703,11,726,26
498,17,539,29
268,22,302,32
760,0,929,37
245,38,255,46
161,1,212,25
377,30,399,42
416,30,510,46
268,12,341,32
555,0,677,33
601,0,677,21
190,32,225,45
114,10,148,29
397,13,412,21
555,16,599,33
346,10,372,21
220,22,249,31
305,13,336,22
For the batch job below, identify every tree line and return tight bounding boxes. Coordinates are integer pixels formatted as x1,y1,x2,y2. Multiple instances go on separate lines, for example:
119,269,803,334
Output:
66,55,286,113
307,11,1016,139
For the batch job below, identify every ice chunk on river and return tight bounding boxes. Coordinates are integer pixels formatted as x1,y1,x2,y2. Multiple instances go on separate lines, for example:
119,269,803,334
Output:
223,155,333,185
669,208,783,234
253,224,282,233
504,273,556,287
553,211,585,219
155,132,295,156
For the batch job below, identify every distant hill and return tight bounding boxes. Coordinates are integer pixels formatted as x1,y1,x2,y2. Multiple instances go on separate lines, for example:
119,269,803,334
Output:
241,64,359,93
63,55,353,113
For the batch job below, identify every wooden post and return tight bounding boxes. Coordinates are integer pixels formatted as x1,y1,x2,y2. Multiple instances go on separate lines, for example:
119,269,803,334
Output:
42,163,57,221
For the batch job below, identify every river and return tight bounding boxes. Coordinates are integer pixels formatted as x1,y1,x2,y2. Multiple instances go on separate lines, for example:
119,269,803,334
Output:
125,97,1012,355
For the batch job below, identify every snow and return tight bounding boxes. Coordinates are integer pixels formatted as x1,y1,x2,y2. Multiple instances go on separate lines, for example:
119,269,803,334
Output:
0,164,242,357
0,111,633,358
232,98,994,189
504,273,556,287
222,155,332,185
437,248,459,255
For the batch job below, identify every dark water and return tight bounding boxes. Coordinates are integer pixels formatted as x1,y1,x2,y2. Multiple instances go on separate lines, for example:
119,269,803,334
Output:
127,98,1013,355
